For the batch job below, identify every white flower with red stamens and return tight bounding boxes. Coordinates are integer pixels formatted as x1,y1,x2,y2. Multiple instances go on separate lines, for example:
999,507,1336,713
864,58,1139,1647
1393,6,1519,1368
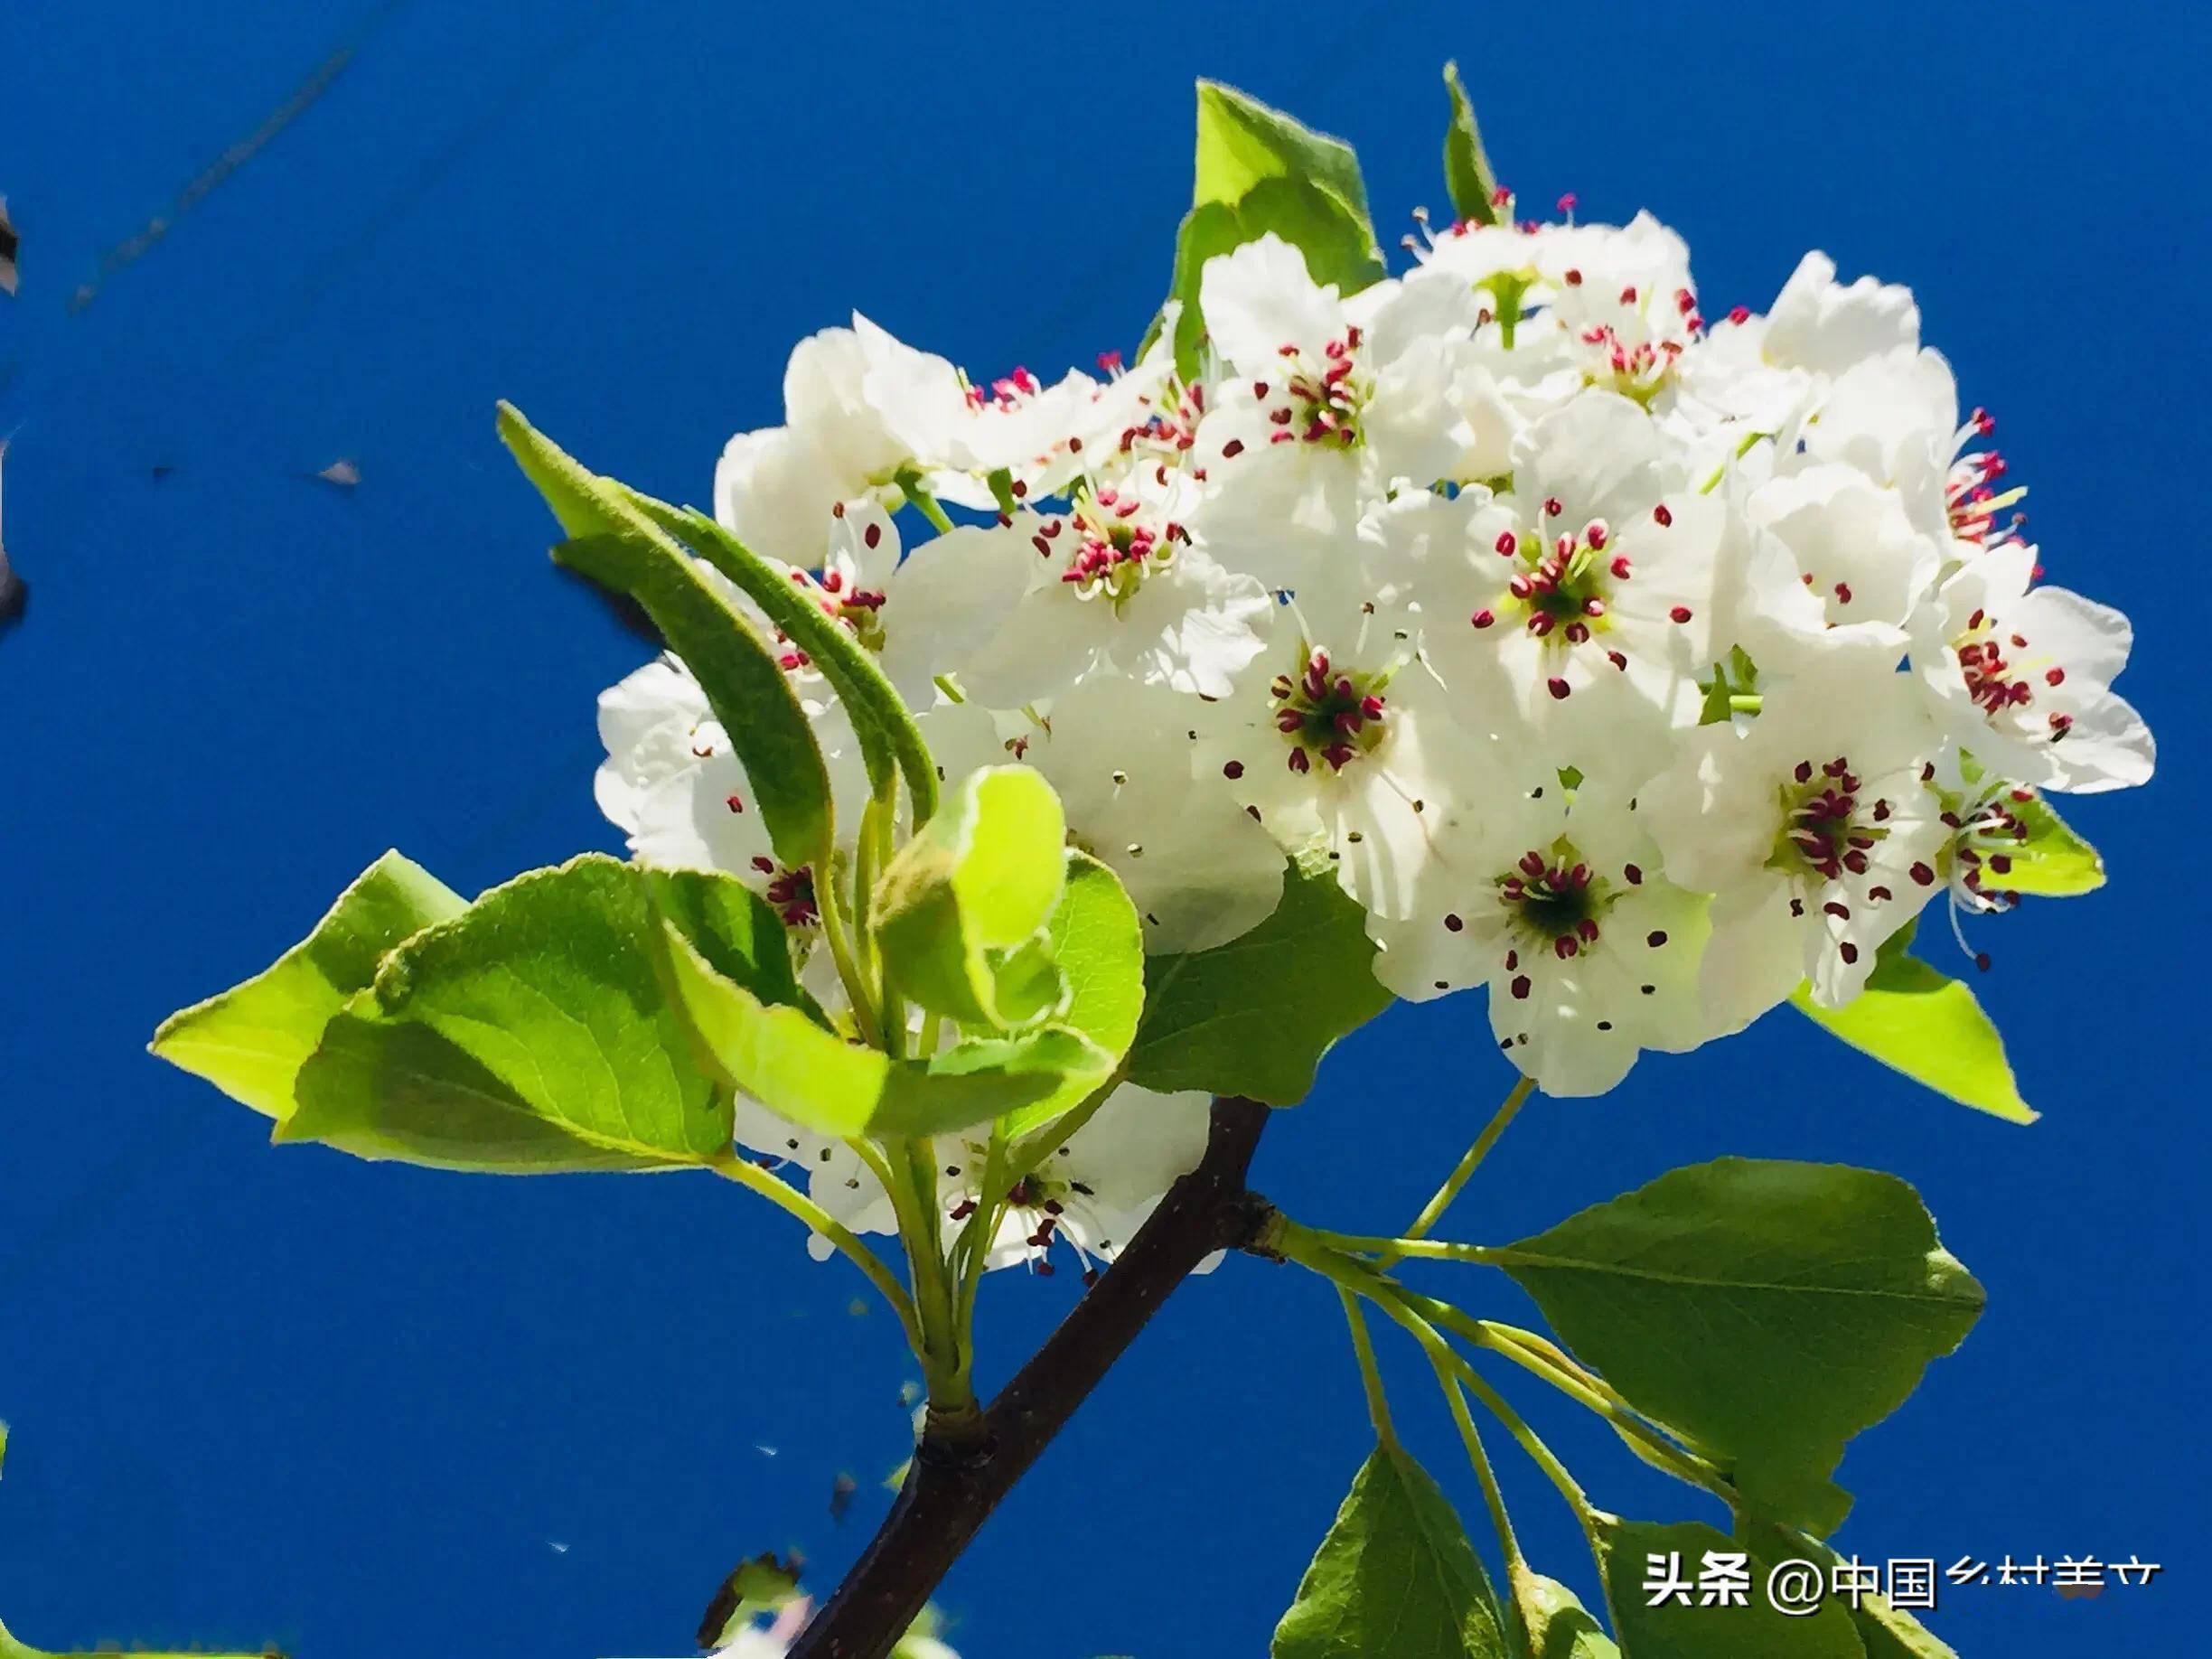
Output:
874,315,1184,512
1642,665,1947,1020
922,686,1287,956
593,656,861,948
804,1083,1214,1281
1406,390,1723,767
1367,773,1713,1096
1737,463,1945,670
1185,236,1517,603
1908,541,2153,793
714,323,930,567
1188,609,1495,922
953,465,1275,706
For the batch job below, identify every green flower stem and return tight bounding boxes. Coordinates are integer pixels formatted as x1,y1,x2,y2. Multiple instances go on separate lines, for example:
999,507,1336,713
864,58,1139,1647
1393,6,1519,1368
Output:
812,874,884,1052
1340,1286,1399,1448
1729,693,1764,715
902,480,956,535
1401,1292,1731,1499
1421,1341,1523,1573
1392,1076,1533,1257
1278,1225,1593,1520
880,1136,974,1414
708,1148,922,1350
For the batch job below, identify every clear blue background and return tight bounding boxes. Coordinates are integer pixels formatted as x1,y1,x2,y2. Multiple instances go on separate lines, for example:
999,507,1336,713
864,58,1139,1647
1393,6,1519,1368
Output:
0,3,2200,1654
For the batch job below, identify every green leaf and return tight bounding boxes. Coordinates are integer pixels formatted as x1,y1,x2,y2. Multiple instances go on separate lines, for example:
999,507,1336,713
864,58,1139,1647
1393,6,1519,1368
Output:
661,923,1110,1139
1195,80,1373,223
1442,62,1504,228
1792,927,2035,1124
1157,82,1387,379
1271,1444,1510,1658
1511,1571,1619,1659
282,856,747,1171
998,851,1146,1139
1594,1518,1863,1658
498,403,834,868
623,490,940,826
1973,792,2104,897
152,850,465,1121
874,765,1070,1030
1128,857,1392,1106
1495,1158,1985,1536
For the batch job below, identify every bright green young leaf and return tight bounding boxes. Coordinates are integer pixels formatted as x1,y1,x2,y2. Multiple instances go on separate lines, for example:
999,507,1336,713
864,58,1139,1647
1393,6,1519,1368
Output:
1442,61,1504,228
281,856,745,1171
1973,792,2104,897
498,403,833,869
1512,1570,1619,1659
151,850,464,1122
1195,80,1373,222
1154,82,1387,378
1271,1444,1510,1659
998,852,1145,1139
874,765,1070,1029
1595,1518,1862,1658
1792,927,2035,1124
661,924,1110,1139
1128,857,1392,1106
622,490,940,827
1495,1158,1985,1536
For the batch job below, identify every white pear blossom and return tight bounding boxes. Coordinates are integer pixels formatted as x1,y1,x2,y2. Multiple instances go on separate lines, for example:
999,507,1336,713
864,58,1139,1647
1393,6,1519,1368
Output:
1369,772,1713,1096
1643,665,1947,1022
592,177,2153,1165
1909,541,2153,793
953,464,1274,705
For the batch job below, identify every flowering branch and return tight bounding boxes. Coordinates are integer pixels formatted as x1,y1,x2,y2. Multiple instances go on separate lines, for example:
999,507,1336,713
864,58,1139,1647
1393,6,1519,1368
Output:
778,1095,1274,1659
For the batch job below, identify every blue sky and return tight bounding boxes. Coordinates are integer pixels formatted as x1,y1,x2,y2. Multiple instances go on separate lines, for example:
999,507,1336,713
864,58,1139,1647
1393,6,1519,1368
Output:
0,2,2201,1654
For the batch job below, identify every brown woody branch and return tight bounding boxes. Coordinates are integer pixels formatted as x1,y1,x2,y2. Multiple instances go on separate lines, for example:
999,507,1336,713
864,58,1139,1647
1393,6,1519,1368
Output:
751,1095,1275,1659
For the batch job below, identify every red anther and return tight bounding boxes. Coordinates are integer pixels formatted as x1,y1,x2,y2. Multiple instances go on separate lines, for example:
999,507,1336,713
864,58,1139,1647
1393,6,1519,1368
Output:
726,794,745,813
1286,746,1311,774
1547,677,1572,699
1495,530,1519,556
1564,267,1583,286
1728,305,1750,324
1653,503,1673,526
1222,438,1245,458
1610,554,1633,579
1543,497,1563,517
1669,605,1693,623
1472,609,1495,629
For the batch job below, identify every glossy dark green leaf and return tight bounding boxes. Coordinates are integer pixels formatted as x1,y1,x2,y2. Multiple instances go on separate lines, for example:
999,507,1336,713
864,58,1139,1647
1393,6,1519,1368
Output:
1271,1444,1510,1658
1595,1518,1863,1657
1128,857,1392,1105
1496,1158,1984,1536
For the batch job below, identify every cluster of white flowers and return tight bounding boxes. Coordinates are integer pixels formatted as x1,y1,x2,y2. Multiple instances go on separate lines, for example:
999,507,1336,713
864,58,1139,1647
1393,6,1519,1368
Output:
596,200,2151,1275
